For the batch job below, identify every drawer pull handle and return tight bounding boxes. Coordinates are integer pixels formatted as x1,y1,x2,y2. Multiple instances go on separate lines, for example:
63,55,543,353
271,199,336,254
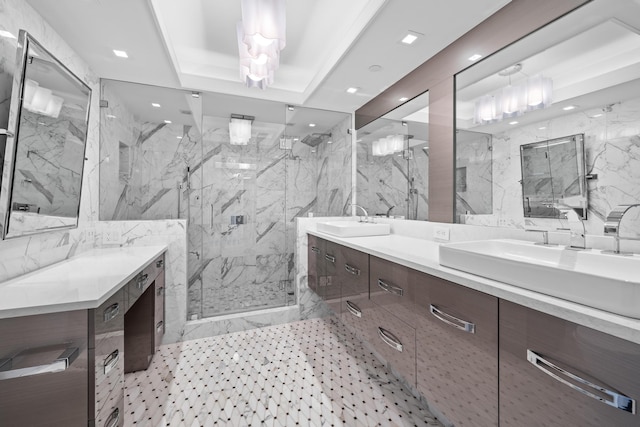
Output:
345,264,361,276
156,321,164,333
377,279,403,296
345,300,362,318
104,407,120,427
103,303,120,323
378,327,403,352
430,304,476,334
0,346,79,380
103,349,119,375
311,246,320,254
136,273,149,290
156,259,164,268
527,349,636,414
325,254,336,263
157,286,164,296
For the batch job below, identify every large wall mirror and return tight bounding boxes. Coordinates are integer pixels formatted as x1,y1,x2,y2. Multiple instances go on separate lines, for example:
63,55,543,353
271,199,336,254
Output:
0,31,91,239
455,0,640,235
356,92,430,220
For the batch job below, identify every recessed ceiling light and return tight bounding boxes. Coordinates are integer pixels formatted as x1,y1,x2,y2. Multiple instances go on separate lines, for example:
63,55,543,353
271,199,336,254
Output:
113,49,128,58
591,113,603,118
152,103,161,108
0,30,16,39
309,123,316,127
164,120,172,124
399,97,409,102
509,121,519,125
346,87,359,94
563,105,576,111
468,54,483,61
538,126,546,130
401,34,418,45
368,64,382,72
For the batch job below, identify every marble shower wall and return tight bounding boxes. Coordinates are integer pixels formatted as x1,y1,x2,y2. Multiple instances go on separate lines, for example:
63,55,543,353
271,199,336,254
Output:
464,98,640,237
455,130,492,218
0,0,100,281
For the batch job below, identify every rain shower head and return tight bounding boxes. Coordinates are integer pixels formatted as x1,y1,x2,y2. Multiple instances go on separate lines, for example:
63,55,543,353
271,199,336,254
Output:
301,132,332,147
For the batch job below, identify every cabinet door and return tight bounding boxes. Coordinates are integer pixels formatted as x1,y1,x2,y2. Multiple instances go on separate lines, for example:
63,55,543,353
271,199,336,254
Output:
369,256,415,327
0,311,88,426
367,302,416,387
339,246,369,301
322,240,341,313
500,300,640,427
415,272,498,427
308,234,320,294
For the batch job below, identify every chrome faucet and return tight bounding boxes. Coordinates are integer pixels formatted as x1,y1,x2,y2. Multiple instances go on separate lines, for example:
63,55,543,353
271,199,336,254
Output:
525,229,555,246
347,204,369,223
603,204,640,255
386,205,395,218
555,204,586,249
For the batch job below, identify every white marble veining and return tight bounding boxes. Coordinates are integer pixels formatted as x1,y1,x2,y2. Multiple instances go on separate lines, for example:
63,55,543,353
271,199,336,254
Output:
0,245,166,319
465,99,640,237
0,0,100,282
298,217,640,345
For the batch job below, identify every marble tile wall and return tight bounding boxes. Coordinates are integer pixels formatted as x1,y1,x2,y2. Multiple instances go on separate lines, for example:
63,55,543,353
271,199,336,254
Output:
464,99,640,238
0,0,100,281
455,130,492,217
98,220,187,344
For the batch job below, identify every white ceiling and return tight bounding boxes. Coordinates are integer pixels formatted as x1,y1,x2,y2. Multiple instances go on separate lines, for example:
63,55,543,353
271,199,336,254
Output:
25,0,511,115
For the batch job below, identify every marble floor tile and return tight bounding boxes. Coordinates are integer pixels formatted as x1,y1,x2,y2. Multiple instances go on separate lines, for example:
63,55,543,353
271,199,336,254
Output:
124,317,441,426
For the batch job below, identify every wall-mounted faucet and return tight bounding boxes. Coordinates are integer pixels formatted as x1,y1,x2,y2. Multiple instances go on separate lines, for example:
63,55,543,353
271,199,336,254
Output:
603,204,640,255
347,204,369,223
386,205,395,218
555,204,586,249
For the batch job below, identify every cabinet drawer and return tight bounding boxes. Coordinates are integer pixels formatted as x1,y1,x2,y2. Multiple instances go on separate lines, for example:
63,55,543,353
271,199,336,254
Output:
95,394,124,427
94,334,124,414
93,289,125,345
126,271,152,311
341,296,375,342
321,241,340,304
0,311,88,426
415,273,498,427
369,256,415,327
339,246,369,299
367,302,416,387
500,300,640,427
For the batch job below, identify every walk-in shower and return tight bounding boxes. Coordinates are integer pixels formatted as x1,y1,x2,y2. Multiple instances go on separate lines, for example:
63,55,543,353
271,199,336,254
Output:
99,79,352,321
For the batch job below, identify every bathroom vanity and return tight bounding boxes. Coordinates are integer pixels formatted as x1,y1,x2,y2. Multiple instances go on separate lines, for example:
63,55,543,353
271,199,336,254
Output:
307,231,640,427
0,245,166,426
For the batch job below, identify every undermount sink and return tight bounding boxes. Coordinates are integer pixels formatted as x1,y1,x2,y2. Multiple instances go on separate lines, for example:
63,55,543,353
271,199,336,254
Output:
316,221,390,237
439,239,640,319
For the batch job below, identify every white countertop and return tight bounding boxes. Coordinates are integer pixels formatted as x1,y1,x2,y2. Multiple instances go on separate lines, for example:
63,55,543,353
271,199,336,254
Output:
308,230,640,345
0,245,167,319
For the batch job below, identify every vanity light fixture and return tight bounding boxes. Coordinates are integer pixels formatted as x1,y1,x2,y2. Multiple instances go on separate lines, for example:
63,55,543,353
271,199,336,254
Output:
113,49,128,58
372,134,404,156
346,87,359,94
151,103,161,108
468,54,483,61
229,114,254,145
237,0,286,90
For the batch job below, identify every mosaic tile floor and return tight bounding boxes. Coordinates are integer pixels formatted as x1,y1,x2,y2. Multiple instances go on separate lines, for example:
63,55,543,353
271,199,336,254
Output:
124,317,442,426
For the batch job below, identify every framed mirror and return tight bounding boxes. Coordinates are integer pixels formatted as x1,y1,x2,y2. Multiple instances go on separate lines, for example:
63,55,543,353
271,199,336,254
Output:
520,134,587,219
0,31,91,239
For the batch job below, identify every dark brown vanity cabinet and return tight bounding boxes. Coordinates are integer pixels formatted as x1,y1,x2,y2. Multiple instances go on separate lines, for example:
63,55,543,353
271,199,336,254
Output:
415,273,498,426
500,300,640,427
307,236,341,313
0,310,89,426
339,246,370,339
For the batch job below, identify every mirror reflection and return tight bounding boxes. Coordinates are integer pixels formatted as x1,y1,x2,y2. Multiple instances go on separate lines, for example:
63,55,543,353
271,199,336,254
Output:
0,31,91,238
455,1,640,234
